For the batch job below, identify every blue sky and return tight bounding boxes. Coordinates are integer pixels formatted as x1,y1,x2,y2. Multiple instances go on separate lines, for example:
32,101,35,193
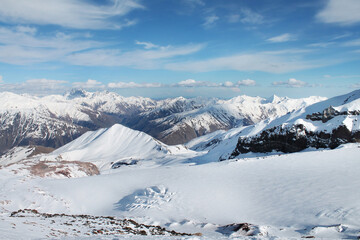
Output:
0,0,359,98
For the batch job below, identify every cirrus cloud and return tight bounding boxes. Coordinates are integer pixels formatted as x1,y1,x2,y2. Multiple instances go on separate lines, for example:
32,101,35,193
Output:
0,0,143,29
165,51,319,74
267,33,296,43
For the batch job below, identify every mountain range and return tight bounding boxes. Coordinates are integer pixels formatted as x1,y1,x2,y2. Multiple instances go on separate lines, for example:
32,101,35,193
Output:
0,89,325,156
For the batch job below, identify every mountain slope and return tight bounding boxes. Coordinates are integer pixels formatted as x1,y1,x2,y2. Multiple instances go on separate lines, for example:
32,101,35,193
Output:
49,124,194,171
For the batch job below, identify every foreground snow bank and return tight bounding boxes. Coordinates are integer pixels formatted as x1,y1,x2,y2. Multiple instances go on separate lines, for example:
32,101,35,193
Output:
1,143,359,239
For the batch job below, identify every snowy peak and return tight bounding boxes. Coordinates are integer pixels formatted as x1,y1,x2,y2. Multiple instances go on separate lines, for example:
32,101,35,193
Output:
265,94,283,103
51,124,192,170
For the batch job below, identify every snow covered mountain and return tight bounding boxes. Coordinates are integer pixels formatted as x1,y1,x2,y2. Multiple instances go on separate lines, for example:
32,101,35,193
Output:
186,89,360,161
0,89,326,155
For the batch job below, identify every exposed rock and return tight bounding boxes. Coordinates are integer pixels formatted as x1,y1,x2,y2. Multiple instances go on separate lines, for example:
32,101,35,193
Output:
306,106,360,123
28,160,99,178
217,223,260,236
10,209,195,237
230,124,360,158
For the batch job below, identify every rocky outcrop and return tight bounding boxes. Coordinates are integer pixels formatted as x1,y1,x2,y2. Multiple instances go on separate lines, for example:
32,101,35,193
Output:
306,106,360,123
230,124,360,158
10,209,198,237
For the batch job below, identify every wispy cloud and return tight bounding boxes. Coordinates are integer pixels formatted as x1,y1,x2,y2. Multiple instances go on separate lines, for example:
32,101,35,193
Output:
67,43,205,68
107,79,257,89
135,41,160,49
0,0,143,29
0,28,205,67
308,42,335,48
317,0,360,25
227,8,263,25
0,75,3,83
351,83,360,88
108,81,162,88
343,38,360,47
272,78,308,88
0,26,102,64
236,79,256,86
203,15,219,28
267,33,296,43
0,78,69,95
239,8,264,24
182,0,205,8
165,50,319,73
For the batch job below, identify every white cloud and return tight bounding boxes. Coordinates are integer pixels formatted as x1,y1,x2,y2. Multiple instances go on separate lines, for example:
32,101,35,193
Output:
223,81,234,87
72,79,105,89
0,26,102,65
240,8,264,24
165,51,318,73
178,79,197,86
108,82,162,88
203,15,219,28
135,41,159,49
174,79,213,87
0,0,143,29
236,79,256,86
267,33,296,43
227,9,263,25
173,79,255,88
0,26,204,67
272,78,308,88
15,26,37,35
0,78,69,95
317,0,360,25
0,75,2,83
108,79,252,89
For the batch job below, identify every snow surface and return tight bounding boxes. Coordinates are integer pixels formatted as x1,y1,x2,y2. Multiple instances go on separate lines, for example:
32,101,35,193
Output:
1,142,360,239
1,90,360,239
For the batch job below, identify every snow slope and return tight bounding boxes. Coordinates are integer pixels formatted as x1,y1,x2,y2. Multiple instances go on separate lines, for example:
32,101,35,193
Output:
48,124,196,171
1,143,359,239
